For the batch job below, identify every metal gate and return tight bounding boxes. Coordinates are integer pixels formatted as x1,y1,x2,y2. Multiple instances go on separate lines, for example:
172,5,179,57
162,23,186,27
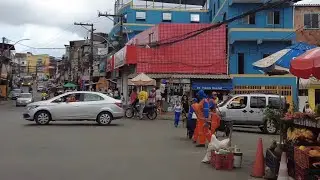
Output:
233,85,293,105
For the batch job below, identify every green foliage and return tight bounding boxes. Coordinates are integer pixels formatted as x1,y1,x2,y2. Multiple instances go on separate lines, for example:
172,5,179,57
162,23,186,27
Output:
263,106,283,124
315,104,320,116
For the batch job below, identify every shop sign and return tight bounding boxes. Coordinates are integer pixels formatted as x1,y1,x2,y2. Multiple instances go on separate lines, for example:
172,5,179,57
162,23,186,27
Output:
114,46,127,69
192,82,233,91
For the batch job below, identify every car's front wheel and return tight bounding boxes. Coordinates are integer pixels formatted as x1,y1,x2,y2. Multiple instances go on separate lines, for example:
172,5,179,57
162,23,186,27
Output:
34,111,51,125
97,112,113,126
262,119,278,134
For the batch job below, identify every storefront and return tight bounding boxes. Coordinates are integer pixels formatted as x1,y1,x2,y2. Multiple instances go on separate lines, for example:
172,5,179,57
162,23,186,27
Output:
191,80,233,100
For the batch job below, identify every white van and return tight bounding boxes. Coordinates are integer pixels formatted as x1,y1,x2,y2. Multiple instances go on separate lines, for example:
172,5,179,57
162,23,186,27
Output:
218,94,286,134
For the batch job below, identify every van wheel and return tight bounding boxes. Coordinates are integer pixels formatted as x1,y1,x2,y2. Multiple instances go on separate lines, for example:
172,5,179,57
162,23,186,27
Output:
263,119,278,134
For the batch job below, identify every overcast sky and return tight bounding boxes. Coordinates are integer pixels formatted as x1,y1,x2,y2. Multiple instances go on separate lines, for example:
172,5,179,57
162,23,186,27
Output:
0,0,318,58
0,0,114,58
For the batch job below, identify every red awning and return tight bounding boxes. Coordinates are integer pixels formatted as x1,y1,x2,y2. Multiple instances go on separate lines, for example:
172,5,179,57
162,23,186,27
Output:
290,47,320,79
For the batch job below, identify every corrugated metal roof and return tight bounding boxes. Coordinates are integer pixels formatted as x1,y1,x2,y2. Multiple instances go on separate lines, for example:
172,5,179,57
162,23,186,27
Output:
128,73,231,79
294,0,320,6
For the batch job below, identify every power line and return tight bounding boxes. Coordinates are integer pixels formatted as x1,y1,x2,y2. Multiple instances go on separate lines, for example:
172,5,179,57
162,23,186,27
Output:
137,0,297,47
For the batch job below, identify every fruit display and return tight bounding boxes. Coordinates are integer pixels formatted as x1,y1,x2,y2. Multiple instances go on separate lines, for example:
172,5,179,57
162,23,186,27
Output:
287,128,314,142
309,149,320,157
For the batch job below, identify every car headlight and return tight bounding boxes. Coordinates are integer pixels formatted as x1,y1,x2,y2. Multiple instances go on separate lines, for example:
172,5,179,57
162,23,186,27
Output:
27,105,39,110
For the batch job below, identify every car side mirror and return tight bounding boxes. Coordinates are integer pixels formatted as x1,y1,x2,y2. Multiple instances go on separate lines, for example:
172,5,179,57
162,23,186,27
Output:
227,104,232,109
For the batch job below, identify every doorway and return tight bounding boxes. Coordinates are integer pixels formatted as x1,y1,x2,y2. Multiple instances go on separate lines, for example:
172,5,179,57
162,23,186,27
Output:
315,89,320,106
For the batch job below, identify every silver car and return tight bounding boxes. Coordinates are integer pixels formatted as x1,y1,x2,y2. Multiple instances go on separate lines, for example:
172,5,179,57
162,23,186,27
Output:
11,89,22,100
16,93,33,106
23,91,124,125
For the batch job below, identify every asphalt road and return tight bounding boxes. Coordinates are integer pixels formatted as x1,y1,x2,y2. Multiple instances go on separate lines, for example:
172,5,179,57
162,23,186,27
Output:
0,100,278,180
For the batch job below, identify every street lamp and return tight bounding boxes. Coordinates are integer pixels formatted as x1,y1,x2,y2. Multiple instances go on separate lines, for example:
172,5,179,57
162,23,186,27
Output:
92,34,115,49
2,38,31,55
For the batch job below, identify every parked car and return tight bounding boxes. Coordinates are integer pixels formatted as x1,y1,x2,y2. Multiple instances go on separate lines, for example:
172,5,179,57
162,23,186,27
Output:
11,89,22,100
218,94,286,134
16,93,33,106
23,91,124,125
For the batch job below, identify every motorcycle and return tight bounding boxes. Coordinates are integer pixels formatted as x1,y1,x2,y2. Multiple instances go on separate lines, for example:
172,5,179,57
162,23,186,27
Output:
125,103,157,120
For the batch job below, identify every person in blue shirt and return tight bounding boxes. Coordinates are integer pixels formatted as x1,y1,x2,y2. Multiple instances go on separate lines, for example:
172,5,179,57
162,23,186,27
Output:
187,98,198,139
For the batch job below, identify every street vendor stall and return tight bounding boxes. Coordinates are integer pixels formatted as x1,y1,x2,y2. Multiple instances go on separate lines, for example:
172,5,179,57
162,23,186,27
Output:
264,47,320,180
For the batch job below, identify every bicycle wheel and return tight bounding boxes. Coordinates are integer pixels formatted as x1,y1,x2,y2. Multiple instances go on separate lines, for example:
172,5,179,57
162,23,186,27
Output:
125,108,135,118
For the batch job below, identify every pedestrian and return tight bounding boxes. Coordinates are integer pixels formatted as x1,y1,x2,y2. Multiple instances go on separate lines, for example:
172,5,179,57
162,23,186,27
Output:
114,88,120,99
138,87,148,120
187,98,198,139
206,104,221,142
174,101,182,128
192,90,210,147
149,88,156,104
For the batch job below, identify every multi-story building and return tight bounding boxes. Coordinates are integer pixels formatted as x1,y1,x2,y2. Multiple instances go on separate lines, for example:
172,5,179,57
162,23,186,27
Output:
26,53,50,80
294,3,320,46
108,0,300,105
110,0,210,42
294,2,320,109
0,40,15,97
211,0,298,105
13,53,28,77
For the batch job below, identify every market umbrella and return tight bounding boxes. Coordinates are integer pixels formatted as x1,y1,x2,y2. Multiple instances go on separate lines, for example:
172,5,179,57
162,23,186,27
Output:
253,42,317,72
290,47,320,79
131,73,156,86
63,82,77,88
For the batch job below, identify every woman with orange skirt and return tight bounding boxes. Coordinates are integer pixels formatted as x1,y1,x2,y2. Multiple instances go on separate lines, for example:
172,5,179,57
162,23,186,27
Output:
206,106,221,142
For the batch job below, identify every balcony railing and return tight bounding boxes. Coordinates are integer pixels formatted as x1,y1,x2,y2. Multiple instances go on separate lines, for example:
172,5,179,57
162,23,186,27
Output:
115,0,208,14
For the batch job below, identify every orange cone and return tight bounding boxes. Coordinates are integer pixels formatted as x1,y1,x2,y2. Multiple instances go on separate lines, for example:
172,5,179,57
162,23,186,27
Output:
277,152,289,180
251,138,265,178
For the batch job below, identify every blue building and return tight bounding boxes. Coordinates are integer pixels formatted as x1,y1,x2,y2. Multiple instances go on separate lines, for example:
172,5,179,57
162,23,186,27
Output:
108,0,298,106
210,0,298,105
110,0,210,41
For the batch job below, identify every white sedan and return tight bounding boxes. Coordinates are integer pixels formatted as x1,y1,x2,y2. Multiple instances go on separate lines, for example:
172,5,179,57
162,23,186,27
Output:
23,91,124,125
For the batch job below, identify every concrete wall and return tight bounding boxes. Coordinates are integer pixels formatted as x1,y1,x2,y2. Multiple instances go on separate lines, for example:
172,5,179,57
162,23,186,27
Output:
229,41,290,74
294,6,320,46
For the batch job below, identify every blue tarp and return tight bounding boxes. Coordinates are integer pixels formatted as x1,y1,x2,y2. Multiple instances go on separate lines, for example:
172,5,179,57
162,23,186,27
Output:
275,42,317,69
253,42,317,71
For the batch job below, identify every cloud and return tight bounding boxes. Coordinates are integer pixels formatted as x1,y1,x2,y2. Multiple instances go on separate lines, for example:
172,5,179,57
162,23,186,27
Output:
0,0,115,57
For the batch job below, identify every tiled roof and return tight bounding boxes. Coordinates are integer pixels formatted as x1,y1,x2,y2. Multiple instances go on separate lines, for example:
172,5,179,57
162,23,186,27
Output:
128,73,231,79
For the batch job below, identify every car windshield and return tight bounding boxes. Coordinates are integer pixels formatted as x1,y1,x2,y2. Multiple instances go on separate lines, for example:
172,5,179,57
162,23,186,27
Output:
20,94,31,98
13,89,22,93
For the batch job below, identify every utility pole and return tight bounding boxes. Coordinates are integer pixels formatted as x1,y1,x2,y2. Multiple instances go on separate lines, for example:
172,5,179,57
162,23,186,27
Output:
74,22,94,89
98,12,124,49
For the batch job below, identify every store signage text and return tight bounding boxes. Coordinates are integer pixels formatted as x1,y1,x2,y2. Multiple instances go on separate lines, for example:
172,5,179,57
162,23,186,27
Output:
114,46,127,69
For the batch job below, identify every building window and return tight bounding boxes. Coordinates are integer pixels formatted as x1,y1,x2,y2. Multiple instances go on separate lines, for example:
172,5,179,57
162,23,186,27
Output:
238,53,244,74
217,0,220,9
304,13,320,29
123,14,127,23
162,12,172,22
213,4,216,16
136,11,146,21
190,14,200,23
267,11,280,25
242,13,256,24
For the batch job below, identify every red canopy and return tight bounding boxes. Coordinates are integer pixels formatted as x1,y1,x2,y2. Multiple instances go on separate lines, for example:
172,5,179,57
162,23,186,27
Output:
290,47,320,79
